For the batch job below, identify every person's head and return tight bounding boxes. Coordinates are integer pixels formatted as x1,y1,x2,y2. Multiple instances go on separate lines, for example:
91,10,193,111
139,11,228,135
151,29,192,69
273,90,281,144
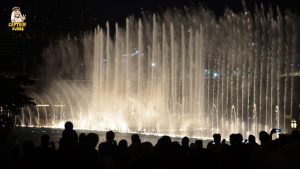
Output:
213,134,221,144
158,135,172,147
118,139,128,149
131,134,141,144
86,133,99,149
41,134,50,147
259,131,270,144
248,135,256,144
229,134,237,146
182,136,189,147
236,133,243,145
195,140,203,148
106,130,115,143
64,121,73,131
79,133,87,143
141,142,153,156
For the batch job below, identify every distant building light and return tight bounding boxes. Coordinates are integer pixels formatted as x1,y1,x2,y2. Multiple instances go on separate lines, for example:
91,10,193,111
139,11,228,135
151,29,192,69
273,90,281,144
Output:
53,105,66,107
291,120,297,129
36,104,50,107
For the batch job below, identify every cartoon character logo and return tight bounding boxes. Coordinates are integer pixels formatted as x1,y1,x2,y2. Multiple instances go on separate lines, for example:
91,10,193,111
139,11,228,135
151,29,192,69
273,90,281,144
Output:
11,7,26,23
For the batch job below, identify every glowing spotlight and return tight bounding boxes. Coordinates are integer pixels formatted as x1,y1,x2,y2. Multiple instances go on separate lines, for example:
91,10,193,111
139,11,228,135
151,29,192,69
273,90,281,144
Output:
53,104,66,107
151,62,156,67
213,72,219,78
291,120,297,129
36,104,50,107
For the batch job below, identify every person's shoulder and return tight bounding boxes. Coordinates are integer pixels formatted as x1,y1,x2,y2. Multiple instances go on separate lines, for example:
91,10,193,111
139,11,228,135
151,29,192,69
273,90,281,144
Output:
72,130,78,135
207,141,213,146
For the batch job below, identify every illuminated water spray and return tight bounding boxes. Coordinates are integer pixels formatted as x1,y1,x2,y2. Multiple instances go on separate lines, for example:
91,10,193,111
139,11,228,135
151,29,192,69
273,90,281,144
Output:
19,8,297,138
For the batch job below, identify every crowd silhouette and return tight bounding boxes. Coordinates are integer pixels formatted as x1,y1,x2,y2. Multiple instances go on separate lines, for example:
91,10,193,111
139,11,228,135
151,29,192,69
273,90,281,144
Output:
0,121,299,169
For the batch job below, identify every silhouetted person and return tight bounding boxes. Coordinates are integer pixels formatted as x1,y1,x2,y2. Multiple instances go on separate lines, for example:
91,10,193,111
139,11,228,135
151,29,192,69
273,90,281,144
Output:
189,143,199,169
98,131,118,169
181,136,190,156
78,133,87,152
60,121,78,148
116,139,130,169
259,131,270,145
132,141,154,169
248,135,259,146
193,140,209,169
169,141,186,169
86,133,99,154
131,134,141,144
261,130,288,169
219,133,247,169
140,141,153,157
181,136,189,148
57,121,78,169
207,133,222,152
195,140,202,148
236,133,243,145
82,133,100,169
248,131,271,169
98,130,117,157
79,133,87,144
281,130,300,169
129,134,141,161
229,133,243,146
59,121,78,153
154,136,173,169
118,139,128,151
206,134,224,169
258,131,271,154
35,134,54,169
107,130,116,143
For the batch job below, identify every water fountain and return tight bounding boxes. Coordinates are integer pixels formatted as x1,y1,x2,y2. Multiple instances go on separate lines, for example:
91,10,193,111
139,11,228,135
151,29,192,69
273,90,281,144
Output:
18,7,298,139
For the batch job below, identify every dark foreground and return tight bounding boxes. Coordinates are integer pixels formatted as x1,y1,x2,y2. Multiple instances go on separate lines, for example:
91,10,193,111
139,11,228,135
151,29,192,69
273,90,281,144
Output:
0,122,299,169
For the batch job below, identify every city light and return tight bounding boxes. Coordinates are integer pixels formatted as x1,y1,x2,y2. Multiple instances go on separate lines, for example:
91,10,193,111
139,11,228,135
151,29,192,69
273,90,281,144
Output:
53,105,66,107
36,104,50,107
291,120,297,129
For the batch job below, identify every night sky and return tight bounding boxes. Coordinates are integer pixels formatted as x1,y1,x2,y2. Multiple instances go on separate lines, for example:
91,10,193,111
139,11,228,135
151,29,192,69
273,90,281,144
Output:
1,0,300,33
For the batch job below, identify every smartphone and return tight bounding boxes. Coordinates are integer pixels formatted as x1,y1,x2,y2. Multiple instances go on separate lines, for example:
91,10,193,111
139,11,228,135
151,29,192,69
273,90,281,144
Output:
275,128,281,133
272,128,282,140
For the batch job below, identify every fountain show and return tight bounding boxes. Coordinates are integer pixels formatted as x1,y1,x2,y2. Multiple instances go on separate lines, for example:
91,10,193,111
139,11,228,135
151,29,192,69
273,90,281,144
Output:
9,3,298,139
1,0,300,138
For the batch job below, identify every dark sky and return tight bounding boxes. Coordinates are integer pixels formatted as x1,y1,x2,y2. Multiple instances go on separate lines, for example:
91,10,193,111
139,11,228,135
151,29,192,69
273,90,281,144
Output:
1,0,299,39
1,0,300,24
